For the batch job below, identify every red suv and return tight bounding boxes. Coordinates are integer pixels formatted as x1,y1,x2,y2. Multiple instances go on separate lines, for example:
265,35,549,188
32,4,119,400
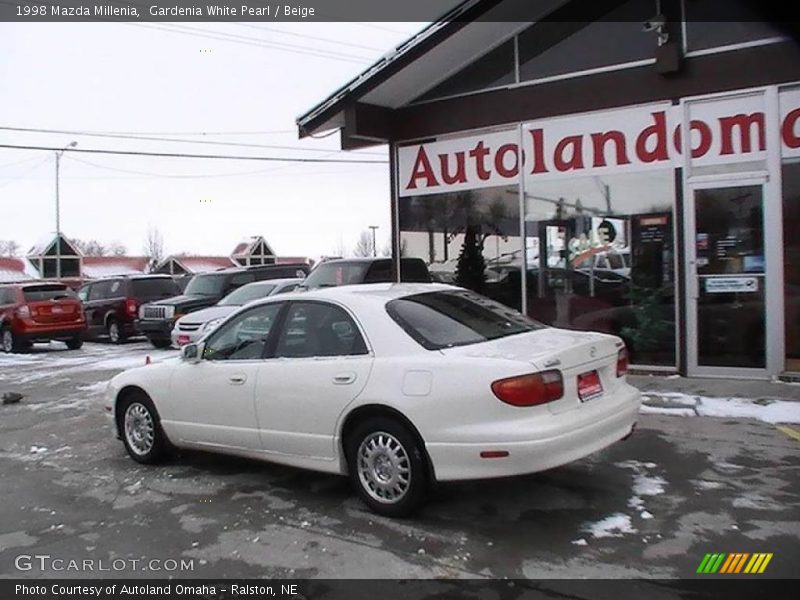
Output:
0,282,87,353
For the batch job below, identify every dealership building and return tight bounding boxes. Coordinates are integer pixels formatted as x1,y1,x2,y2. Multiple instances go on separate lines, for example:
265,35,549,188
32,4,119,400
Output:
298,0,800,380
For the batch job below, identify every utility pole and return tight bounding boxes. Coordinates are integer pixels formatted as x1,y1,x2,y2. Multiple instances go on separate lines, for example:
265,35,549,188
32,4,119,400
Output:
55,141,77,279
368,225,379,257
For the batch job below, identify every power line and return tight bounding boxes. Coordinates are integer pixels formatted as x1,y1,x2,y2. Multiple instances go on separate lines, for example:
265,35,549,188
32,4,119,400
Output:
0,143,388,164
90,129,296,136
63,153,341,179
230,23,387,53
0,156,50,189
126,22,373,64
0,125,386,155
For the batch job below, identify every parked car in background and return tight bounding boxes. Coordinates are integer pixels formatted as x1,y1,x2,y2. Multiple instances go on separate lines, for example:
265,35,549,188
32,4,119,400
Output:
0,282,87,353
138,263,310,348
108,283,639,517
78,275,180,343
299,257,431,290
171,278,302,347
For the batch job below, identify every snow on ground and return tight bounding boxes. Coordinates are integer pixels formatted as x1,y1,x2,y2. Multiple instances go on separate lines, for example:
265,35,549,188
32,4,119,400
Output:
641,392,800,424
584,514,637,539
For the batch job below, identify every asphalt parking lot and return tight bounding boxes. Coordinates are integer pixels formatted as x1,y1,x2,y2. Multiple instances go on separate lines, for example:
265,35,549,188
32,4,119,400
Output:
0,341,798,580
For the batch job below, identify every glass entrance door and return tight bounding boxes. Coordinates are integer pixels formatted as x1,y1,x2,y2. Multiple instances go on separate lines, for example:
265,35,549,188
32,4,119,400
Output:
688,182,767,375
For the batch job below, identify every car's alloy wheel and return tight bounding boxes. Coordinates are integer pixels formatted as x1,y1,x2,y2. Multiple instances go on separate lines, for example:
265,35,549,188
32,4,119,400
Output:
1,329,14,353
357,431,411,504
347,417,428,517
108,321,120,344
119,393,169,464
125,402,155,456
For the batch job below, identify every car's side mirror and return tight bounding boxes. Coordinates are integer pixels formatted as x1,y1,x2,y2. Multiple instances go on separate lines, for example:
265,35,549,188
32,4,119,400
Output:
181,342,204,363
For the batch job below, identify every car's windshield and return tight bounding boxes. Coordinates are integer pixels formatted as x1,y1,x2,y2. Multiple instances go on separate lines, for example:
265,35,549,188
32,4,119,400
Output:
219,283,276,306
184,274,227,296
302,262,369,289
386,290,546,350
22,285,76,302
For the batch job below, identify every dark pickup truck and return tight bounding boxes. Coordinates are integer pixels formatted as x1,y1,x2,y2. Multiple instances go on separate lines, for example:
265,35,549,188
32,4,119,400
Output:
137,263,310,348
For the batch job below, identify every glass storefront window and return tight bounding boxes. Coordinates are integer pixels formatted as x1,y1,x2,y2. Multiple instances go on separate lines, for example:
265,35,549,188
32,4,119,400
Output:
398,185,522,306
783,160,800,372
520,171,677,366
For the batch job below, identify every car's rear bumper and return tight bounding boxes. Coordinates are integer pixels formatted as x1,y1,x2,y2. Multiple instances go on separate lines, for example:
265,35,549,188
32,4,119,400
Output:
426,385,641,481
16,322,87,342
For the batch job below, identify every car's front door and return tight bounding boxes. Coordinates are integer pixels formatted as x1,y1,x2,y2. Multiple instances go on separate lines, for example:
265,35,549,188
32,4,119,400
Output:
168,302,285,450
255,300,373,461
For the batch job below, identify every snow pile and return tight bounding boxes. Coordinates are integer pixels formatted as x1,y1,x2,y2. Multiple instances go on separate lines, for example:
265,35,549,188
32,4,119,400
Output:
640,392,800,424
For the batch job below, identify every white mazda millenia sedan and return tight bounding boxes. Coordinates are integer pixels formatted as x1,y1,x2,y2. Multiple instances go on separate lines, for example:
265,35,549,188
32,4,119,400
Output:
107,283,640,517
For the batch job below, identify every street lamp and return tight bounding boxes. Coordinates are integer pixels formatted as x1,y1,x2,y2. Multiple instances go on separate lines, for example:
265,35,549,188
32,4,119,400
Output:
368,225,379,257
55,141,77,279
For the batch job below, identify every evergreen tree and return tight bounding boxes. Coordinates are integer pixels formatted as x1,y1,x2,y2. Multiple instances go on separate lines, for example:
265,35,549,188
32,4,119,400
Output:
455,224,486,293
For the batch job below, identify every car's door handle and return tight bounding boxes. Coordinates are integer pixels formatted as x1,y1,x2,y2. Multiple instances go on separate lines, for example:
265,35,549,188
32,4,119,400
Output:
229,374,247,385
332,372,356,385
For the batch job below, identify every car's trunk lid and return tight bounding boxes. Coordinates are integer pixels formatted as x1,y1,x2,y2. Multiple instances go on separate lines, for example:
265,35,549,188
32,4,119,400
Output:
441,328,623,414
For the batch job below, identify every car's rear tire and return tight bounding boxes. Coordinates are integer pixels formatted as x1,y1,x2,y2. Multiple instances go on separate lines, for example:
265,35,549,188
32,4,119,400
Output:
1,327,24,353
107,319,125,344
118,391,169,464
149,337,172,349
65,337,83,350
346,417,428,517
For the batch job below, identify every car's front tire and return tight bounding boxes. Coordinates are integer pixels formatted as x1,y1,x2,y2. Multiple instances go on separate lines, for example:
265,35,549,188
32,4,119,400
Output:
65,337,83,350
107,319,125,344
1,327,28,353
346,417,428,517
118,391,169,464
148,337,172,349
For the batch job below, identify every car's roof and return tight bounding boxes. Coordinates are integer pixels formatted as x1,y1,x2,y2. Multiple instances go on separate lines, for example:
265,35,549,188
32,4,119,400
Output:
254,282,454,306
85,274,174,282
239,278,302,287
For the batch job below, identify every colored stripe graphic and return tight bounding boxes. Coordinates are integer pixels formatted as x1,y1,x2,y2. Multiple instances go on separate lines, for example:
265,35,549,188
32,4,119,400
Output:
701,553,774,574
758,553,773,573
719,554,736,573
701,553,726,573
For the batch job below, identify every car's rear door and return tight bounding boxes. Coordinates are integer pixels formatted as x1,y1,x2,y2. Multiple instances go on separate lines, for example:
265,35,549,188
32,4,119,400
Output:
254,300,373,461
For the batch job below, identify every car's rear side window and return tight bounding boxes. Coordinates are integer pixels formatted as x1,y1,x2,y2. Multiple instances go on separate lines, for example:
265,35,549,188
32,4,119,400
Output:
386,290,545,350
131,277,180,298
22,285,77,302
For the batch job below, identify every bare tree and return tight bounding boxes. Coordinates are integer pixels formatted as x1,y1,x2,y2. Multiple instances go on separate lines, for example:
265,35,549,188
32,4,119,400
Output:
331,235,346,259
109,241,127,256
71,238,107,256
0,240,20,256
143,227,165,267
353,230,373,257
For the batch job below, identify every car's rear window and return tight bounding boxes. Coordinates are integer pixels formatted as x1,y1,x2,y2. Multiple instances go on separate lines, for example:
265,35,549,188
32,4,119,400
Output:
131,277,180,298
22,285,77,302
386,290,545,350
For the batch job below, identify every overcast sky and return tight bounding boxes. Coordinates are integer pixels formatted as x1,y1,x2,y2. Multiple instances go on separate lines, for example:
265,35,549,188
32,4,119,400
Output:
0,21,424,260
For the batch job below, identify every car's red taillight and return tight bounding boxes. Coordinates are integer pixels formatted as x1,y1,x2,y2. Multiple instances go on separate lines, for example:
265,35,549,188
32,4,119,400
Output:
491,370,564,407
15,305,31,319
125,298,138,317
617,347,629,377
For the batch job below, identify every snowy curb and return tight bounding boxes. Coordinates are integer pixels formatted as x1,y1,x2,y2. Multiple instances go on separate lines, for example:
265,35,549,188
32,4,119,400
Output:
640,392,800,424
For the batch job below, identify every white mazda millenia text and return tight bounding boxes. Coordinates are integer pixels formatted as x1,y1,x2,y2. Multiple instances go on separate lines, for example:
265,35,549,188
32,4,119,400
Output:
107,283,641,517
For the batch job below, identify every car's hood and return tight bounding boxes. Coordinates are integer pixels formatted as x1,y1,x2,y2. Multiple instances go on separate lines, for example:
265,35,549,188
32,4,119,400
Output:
175,305,237,325
147,294,218,311
440,327,621,371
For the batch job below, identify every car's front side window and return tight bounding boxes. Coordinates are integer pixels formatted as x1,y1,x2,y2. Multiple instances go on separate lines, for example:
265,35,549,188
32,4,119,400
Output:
275,301,367,358
203,303,283,361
